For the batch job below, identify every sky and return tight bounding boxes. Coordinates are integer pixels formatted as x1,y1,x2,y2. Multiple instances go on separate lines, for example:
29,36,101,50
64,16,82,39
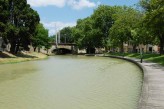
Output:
27,0,140,36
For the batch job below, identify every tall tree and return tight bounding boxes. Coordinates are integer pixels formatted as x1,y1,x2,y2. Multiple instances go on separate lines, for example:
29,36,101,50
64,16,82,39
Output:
60,27,74,43
0,0,9,43
73,17,103,53
109,6,144,53
140,0,164,54
6,0,40,54
32,23,49,52
91,5,121,50
49,35,56,43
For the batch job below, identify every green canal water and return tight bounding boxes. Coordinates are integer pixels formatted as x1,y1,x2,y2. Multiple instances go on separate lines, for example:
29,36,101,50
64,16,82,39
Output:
0,56,143,109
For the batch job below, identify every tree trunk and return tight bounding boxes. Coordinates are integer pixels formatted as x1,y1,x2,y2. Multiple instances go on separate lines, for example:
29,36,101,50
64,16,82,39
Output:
15,42,20,54
86,47,90,54
132,45,137,53
159,34,164,55
146,44,148,53
38,47,40,53
159,39,164,55
34,47,36,52
120,41,124,53
10,41,16,54
105,46,108,52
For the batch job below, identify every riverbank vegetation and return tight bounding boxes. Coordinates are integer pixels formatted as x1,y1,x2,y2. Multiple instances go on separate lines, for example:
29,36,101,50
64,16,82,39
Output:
106,53,164,66
58,0,163,55
0,0,52,54
0,0,163,65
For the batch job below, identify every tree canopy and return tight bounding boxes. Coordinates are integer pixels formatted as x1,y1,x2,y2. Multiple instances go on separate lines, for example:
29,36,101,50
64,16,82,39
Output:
1,0,163,54
60,27,74,43
72,17,103,53
32,23,50,52
68,3,163,54
109,6,143,52
140,0,164,54
0,0,40,54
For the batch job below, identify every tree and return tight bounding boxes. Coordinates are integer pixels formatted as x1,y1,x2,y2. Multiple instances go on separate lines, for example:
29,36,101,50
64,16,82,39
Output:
109,7,135,52
109,6,144,53
49,35,56,43
44,37,51,54
0,0,9,44
110,21,131,53
32,23,50,52
60,27,74,43
2,0,40,54
131,23,155,53
73,17,103,53
91,5,121,50
140,0,164,54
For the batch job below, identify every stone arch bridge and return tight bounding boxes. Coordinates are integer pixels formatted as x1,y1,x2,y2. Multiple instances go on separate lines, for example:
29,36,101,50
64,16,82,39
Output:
50,43,77,54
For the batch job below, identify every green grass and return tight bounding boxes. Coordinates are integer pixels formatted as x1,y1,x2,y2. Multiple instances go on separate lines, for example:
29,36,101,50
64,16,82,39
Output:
107,53,164,66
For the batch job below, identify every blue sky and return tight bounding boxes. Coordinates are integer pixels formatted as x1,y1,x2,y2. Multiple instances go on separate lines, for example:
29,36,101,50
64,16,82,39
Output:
27,0,139,35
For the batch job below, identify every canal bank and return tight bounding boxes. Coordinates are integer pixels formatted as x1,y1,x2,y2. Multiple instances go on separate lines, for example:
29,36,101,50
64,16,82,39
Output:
105,55,164,109
0,52,48,64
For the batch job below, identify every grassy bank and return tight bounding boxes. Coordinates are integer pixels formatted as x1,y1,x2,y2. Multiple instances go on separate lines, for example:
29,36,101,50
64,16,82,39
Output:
107,53,164,66
0,51,48,64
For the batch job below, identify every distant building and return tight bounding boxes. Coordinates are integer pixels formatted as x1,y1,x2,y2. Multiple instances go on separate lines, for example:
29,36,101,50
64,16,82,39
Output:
122,43,159,53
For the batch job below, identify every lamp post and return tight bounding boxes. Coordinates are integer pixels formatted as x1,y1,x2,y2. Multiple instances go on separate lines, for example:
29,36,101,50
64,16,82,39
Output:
55,23,58,48
56,32,58,47
58,31,61,44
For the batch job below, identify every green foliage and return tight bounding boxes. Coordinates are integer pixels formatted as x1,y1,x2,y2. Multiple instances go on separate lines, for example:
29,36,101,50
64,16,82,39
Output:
32,23,50,51
140,0,164,54
60,27,74,43
69,2,163,55
0,0,40,54
72,17,103,52
1,0,163,55
49,35,56,43
0,0,9,41
91,5,121,48
108,52,164,66
109,7,142,52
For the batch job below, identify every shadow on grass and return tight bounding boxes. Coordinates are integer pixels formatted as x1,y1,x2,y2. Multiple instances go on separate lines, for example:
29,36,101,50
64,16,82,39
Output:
146,56,164,66
16,53,37,58
126,53,140,58
0,52,15,58
108,52,164,66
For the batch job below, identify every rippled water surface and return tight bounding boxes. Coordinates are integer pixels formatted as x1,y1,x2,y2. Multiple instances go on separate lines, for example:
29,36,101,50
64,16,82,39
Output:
0,56,143,109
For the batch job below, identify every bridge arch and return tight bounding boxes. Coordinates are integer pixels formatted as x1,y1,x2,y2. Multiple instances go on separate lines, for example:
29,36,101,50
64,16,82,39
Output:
50,43,77,55
53,48,72,54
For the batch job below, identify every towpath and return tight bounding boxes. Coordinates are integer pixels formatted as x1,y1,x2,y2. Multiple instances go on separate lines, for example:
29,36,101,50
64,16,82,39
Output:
127,58,164,109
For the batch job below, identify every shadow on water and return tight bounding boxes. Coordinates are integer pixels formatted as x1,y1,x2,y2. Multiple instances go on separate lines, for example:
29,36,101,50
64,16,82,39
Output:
0,62,38,83
53,48,72,55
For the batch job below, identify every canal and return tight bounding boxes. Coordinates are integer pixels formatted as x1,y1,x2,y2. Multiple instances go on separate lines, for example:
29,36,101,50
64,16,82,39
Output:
0,56,143,109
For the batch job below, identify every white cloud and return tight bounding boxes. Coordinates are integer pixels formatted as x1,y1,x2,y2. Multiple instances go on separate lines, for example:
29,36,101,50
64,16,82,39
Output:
42,21,76,36
27,0,66,7
27,0,100,10
67,0,97,10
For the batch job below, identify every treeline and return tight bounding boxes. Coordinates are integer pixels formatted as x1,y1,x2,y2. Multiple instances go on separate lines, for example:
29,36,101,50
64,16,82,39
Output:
59,0,164,54
0,0,51,54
